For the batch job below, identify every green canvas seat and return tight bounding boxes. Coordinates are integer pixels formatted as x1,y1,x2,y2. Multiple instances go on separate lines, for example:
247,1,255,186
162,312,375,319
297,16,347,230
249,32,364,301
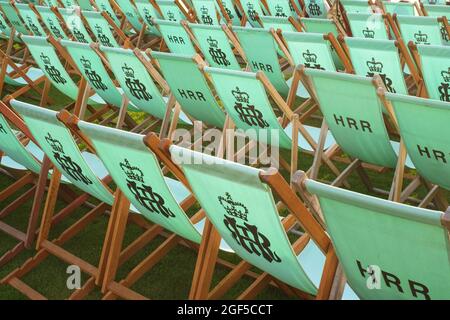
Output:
304,0,328,18
345,37,408,94
156,0,187,21
240,0,263,27
0,11,15,40
383,1,416,16
15,3,47,37
259,16,298,32
346,12,389,39
395,15,445,46
416,44,450,102
265,0,298,18
151,51,226,127
0,1,31,35
60,40,140,112
233,27,308,98
21,35,105,104
192,0,219,25
134,0,162,35
60,0,78,7
303,68,414,169
340,0,372,14
76,0,94,10
188,23,240,69
92,0,121,26
423,4,450,17
58,7,94,43
36,5,70,40
114,0,144,32
204,66,336,152
216,0,241,26
173,146,330,296
100,46,191,123
154,19,196,54
77,120,232,251
10,99,113,205
306,179,450,299
423,0,447,6
83,11,120,47
387,93,450,191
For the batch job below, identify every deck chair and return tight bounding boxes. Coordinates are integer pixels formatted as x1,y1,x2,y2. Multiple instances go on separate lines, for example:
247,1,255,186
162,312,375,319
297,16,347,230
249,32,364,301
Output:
14,3,47,37
151,51,226,127
156,0,190,21
174,146,340,299
346,12,389,39
113,0,146,33
306,178,450,299
340,0,372,14
265,0,300,18
392,15,447,46
382,0,417,16
204,66,340,180
154,19,196,54
344,37,413,95
385,92,450,209
191,0,220,24
91,0,121,27
216,0,242,26
188,23,241,69
76,121,232,299
422,4,450,17
58,7,94,43
301,68,414,201
303,0,329,18
413,44,450,101
259,15,302,31
82,10,122,47
0,1,31,36
239,0,264,27
134,0,162,36
36,5,70,40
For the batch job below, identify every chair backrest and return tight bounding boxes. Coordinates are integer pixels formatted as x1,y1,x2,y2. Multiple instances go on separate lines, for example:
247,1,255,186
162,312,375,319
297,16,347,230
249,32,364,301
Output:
156,0,186,21
396,15,444,46
345,37,407,94
37,6,69,40
0,1,30,34
260,16,297,32
60,0,77,7
265,0,297,18
347,12,389,40
41,0,59,6
155,19,196,55
383,1,415,16
233,27,289,96
192,0,219,25
306,179,450,299
387,92,450,190
78,121,203,243
83,10,120,47
101,46,169,119
21,35,80,100
0,11,12,38
151,51,226,127
174,146,324,295
0,113,42,174
188,23,240,70
304,68,398,168
341,0,371,14
135,0,162,35
77,0,94,10
10,99,114,205
417,44,450,102
92,0,121,26
59,7,94,43
61,40,136,110
304,0,328,18
114,0,144,31
15,3,46,36
423,4,450,17
217,0,241,26
240,0,263,27
283,32,336,71
204,66,293,149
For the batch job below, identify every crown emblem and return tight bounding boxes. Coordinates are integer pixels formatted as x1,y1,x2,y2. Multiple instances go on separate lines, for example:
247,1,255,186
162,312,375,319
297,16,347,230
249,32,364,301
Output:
218,192,248,221
441,69,450,82
94,24,103,33
200,5,209,15
414,31,428,43
80,56,91,69
167,11,175,20
122,63,135,78
45,132,64,153
366,57,383,73
275,4,283,13
232,87,250,103
207,36,218,48
40,52,51,64
302,50,317,64
362,27,375,38
120,158,144,183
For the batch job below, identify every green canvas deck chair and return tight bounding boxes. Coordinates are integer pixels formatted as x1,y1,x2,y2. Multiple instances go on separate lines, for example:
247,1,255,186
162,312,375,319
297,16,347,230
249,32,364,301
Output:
82,10,122,47
0,1,32,36
382,0,417,16
346,12,389,39
174,146,340,299
385,92,450,209
91,0,121,27
340,0,372,14
344,37,416,95
300,68,414,201
134,0,163,36
239,0,264,27
216,0,242,26
306,178,450,299
14,3,47,37
265,0,300,18
422,3,450,17
36,5,70,39
76,121,233,299
392,15,448,46
187,23,241,69
259,15,302,32
303,0,329,18
204,66,341,181
413,44,450,101
113,0,145,33
156,0,190,21
154,19,197,54
100,45,192,135
58,7,94,43
151,51,226,127
191,0,220,24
